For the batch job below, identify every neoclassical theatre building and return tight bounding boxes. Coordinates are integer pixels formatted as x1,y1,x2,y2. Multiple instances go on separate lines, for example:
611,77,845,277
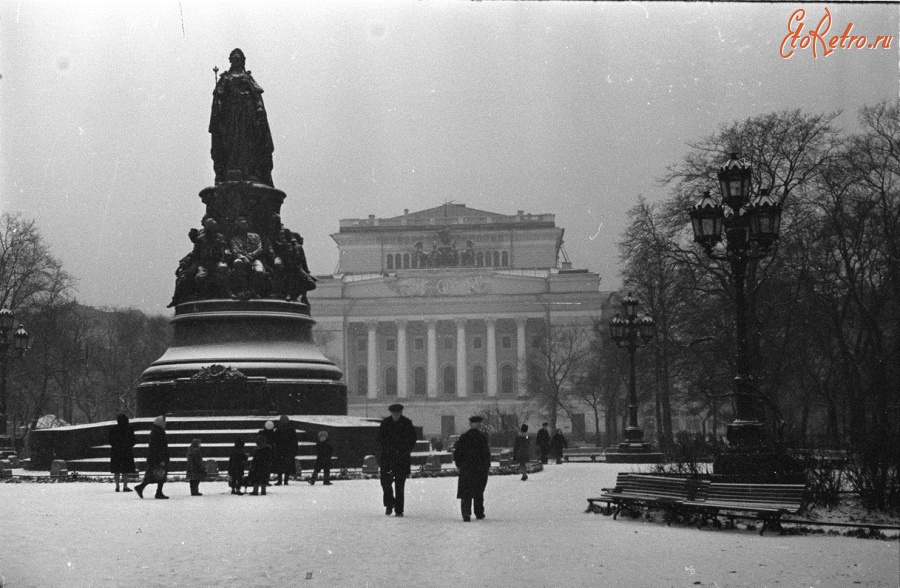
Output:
310,204,605,441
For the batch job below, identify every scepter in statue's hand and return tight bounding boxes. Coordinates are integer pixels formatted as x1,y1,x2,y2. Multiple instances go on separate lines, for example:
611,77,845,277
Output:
213,66,219,84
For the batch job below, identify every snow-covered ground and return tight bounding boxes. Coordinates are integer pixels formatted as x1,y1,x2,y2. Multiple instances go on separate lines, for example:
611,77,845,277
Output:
1,464,896,588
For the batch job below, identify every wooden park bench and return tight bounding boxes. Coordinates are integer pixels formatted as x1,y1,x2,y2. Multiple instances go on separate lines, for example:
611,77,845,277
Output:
587,473,708,523
682,481,806,535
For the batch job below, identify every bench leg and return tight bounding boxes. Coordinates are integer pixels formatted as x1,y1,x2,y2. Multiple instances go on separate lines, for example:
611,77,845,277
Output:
613,504,622,520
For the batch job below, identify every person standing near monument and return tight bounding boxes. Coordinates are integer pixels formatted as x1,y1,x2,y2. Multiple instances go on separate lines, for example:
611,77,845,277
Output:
135,415,170,499
536,422,551,465
227,437,248,495
185,438,206,496
307,430,333,486
248,433,274,496
209,48,274,186
453,416,491,522
378,403,417,517
108,413,136,493
273,415,298,485
513,424,531,481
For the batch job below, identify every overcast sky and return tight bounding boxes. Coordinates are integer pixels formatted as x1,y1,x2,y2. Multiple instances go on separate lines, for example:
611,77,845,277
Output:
1,1,896,315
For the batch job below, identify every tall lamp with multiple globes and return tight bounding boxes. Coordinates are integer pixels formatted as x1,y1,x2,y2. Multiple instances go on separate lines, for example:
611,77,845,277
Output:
609,293,656,449
0,307,30,440
689,152,783,449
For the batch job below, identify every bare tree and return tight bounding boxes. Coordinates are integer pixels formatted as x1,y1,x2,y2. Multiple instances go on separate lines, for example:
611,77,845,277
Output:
526,320,594,432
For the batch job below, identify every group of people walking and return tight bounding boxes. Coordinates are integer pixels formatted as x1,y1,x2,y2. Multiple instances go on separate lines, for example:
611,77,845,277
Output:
107,414,334,499
108,406,568,521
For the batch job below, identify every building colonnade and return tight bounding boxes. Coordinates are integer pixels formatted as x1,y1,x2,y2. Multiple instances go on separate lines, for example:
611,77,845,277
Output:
348,316,538,402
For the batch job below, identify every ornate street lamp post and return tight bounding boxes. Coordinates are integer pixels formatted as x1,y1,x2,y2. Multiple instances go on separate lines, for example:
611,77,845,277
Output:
609,293,656,447
689,153,783,448
0,308,30,438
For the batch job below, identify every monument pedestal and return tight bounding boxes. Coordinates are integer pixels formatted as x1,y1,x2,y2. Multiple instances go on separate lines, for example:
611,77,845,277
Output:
138,299,346,417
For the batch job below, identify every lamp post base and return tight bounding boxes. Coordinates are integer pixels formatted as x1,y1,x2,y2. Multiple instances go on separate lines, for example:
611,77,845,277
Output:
726,419,765,448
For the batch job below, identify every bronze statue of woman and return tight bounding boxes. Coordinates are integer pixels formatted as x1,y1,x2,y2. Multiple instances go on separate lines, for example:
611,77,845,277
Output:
209,49,274,186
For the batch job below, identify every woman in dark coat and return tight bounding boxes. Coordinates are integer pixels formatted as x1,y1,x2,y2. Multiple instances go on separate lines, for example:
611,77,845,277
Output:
108,414,136,492
512,424,531,481
273,415,298,485
550,429,568,464
134,415,170,500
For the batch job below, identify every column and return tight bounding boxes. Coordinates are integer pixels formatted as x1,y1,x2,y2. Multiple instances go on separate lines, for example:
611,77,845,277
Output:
366,321,378,400
486,318,498,397
426,318,438,398
396,319,408,399
516,317,528,396
455,318,467,398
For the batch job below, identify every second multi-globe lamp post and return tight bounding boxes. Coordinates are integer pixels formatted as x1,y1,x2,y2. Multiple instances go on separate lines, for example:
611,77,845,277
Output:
609,293,656,448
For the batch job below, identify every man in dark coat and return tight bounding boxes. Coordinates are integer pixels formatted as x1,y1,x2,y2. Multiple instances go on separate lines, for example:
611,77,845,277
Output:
536,422,551,465
378,403,417,517
135,415,170,499
273,415,298,485
454,416,491,522
108,413,136,492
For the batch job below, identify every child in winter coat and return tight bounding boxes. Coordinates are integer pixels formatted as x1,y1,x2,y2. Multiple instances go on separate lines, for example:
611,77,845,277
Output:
185,439,206,496
227,438,248,495
307,430,334,486
248,434,274,496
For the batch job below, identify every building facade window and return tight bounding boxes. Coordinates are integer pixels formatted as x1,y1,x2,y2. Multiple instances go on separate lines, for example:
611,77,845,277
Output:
357,338,367,352
356,366,368,397
476,252,484,267
413,366,427,396
531,335,543,349
501,335,512,349
493,251,500,266
403,253,410,269
501,251,509,266
442,337,454,350
384,366,397,396
500,364,514,395
471,365,485,395
386,255,394,270
442,365,456,396
472,336,482,350
385,337,396,352
414,337,425,351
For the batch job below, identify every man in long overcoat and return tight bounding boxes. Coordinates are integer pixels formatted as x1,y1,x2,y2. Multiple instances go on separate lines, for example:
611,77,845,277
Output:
273,415,298,485
536,422,551,465
454,416,491,522
378,403,417,517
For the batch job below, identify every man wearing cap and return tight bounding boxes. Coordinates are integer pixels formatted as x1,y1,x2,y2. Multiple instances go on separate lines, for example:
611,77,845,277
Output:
453,416,491,522
378,403,417,517
536,422,551,465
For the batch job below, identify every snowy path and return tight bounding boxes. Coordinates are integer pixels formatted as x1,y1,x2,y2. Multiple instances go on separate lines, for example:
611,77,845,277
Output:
1,464,896,587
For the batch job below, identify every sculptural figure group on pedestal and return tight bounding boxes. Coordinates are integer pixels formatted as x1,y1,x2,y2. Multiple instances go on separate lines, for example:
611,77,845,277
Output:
168,214,316,307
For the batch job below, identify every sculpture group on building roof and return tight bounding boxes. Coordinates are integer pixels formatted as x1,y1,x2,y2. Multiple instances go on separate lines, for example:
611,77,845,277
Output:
412,229,477,269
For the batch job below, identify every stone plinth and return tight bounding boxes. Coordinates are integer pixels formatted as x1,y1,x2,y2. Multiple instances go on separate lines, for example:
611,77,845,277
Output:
138,299,346,417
